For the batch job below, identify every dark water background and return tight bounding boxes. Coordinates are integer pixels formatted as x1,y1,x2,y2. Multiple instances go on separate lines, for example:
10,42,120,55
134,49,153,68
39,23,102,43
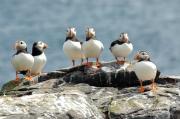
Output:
0,0,180,88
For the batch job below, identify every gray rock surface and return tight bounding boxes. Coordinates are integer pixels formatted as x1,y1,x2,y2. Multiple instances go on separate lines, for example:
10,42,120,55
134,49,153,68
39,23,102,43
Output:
1,62,180,119
0,90,104,119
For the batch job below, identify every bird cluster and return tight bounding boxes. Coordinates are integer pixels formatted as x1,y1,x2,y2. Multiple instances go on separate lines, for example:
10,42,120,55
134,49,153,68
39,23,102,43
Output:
63,27,157,93
12,41,48,82
12,27,157,93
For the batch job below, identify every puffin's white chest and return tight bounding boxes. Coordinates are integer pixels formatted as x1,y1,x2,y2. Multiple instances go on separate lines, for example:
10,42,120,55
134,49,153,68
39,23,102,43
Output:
63,40,84,60
133,61,157,81
12,53,34,72
111,43,133,58
31,53,47,75
82,39,104,58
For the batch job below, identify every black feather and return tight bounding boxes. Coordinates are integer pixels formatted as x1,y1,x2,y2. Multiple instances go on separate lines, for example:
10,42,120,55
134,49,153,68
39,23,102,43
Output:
110,40,131,49
13,48,28,56
65,37,82,43
19,70,28,75
32,42,43,56
138,58,151,62
86,36,96,41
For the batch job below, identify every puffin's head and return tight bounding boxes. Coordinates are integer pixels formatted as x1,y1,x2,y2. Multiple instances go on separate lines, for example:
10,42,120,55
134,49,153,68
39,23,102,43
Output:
33,41,48,52
134,51,151,61
119,33,129,43
66,27,76,38
86,27,95,38
14,40,27,51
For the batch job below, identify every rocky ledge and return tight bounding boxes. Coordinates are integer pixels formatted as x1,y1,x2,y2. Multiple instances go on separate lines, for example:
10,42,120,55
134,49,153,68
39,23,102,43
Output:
1,61,180,119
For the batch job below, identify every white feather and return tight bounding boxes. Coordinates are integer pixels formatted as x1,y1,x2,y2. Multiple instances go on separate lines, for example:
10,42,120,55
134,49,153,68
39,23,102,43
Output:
63,40,84,60
31,52,47,75
12,53,34,72
111,43,133,58
82,39,104,58
133,61,157,81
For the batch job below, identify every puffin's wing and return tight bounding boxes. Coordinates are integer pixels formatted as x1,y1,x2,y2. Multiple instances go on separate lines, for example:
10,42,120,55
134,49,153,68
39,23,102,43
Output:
73,38,84,46
73,37,83,46
109,40,119,51
77,38,83,45
97,40,104,52
74,37,80,42
13,49,28,56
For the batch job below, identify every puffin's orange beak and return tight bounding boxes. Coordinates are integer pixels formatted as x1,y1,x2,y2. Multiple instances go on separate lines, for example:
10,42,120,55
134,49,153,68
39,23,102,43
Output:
134,54,140,60
43,43,48,49
122,36,128,42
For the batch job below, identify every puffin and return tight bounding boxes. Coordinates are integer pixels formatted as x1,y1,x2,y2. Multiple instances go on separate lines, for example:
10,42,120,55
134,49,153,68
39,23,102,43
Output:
133,51,157,93
31,41,48,76
110,32,133,64
11,40,34,81
63,27,84,66
82,27,104,67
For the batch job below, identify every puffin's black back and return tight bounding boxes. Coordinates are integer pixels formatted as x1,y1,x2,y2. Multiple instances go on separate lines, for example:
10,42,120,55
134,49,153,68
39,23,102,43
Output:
19,70,28,75
66,37,83,44
110,40,131,47
138,58,151,62
32,42,43,56
66,37,79,42
86,36,96,41
14,48,28,56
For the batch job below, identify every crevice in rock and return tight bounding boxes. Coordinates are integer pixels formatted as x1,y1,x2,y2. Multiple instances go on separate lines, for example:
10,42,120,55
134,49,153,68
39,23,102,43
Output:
16,91,32,97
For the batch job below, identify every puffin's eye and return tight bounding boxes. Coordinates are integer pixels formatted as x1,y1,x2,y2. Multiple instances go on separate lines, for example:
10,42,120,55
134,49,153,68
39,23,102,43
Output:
20,42,23,44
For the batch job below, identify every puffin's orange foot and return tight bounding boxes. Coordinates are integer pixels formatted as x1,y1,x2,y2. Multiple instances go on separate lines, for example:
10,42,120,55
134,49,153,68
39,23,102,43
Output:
25,76,33,81
84,62,93,68
96,62,101,68
116,60,125,65
138,86,145,93
13,77,20,84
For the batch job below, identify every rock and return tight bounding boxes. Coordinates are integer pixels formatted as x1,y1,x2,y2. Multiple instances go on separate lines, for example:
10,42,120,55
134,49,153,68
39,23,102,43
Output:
108,85,180,119
1,80,23,92
1,82,180,119
6,61,179,91
1,61,180,119
34,61,162,88
0,90,104,119
170,105,180,119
